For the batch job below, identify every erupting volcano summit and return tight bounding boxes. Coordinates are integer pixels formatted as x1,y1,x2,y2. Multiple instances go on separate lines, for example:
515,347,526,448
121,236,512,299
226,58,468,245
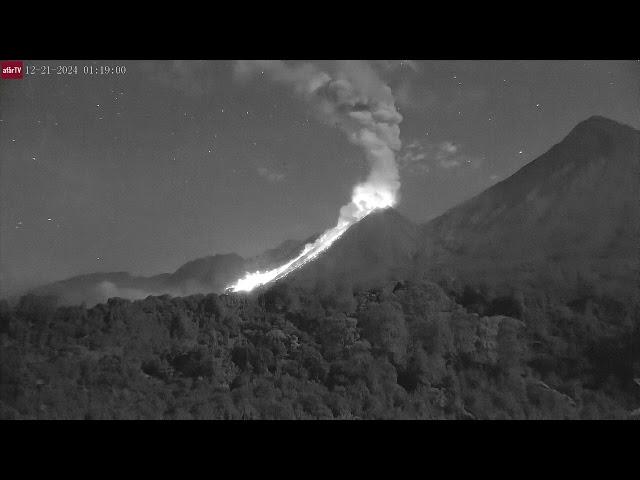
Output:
227,60,404,292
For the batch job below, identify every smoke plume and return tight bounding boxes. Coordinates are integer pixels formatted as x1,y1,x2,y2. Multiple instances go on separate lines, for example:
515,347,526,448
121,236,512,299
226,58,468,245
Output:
229,60,403,291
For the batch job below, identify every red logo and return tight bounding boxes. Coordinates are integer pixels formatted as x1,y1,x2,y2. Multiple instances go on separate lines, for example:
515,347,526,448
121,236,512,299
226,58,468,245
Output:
2,61,24,79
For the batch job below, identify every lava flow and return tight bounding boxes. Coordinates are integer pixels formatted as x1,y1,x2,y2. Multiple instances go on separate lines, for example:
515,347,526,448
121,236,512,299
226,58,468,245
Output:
228,186,395,292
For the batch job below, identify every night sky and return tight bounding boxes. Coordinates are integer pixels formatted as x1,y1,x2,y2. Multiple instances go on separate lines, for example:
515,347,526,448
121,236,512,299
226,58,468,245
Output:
1,60,638,294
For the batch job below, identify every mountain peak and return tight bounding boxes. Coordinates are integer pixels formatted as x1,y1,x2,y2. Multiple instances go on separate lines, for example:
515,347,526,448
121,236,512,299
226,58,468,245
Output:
340,208,418,246
359,207,409,225
420,115,639,296
575,115,629,128
567,115,638,140
283,207,419,290
556,115,640,165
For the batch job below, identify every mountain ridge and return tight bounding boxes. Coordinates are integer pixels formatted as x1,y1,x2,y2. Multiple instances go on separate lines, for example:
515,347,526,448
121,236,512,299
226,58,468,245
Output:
24,115,640,305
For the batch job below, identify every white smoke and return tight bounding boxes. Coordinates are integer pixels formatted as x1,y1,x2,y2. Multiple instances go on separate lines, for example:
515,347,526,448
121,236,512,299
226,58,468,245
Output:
228,60,403,292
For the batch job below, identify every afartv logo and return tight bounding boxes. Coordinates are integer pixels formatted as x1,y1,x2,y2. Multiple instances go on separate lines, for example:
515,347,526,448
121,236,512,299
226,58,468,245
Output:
2,61,24,79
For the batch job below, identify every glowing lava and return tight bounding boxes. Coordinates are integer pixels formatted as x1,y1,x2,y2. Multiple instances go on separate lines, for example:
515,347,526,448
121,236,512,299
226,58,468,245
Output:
227,184,395,292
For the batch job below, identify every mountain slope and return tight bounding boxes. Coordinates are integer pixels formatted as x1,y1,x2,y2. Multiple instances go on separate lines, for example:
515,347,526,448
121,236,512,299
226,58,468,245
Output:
245,235,317,271
27,116,639,304
28,237,316,305
418,116,640,295
31,253,249,305
284,208,419,290
165,253,247,295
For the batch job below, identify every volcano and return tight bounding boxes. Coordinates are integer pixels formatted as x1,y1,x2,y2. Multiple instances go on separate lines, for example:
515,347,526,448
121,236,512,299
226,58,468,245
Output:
26,116,639,305
279,116,640,296
418,116,640,295
281,208,419,290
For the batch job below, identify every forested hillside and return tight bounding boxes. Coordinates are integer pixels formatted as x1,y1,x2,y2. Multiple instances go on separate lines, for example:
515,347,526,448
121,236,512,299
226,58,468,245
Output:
1,278,637,419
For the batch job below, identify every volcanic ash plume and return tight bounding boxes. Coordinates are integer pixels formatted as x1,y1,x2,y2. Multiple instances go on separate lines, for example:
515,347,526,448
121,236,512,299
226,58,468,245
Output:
228,60,403,292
